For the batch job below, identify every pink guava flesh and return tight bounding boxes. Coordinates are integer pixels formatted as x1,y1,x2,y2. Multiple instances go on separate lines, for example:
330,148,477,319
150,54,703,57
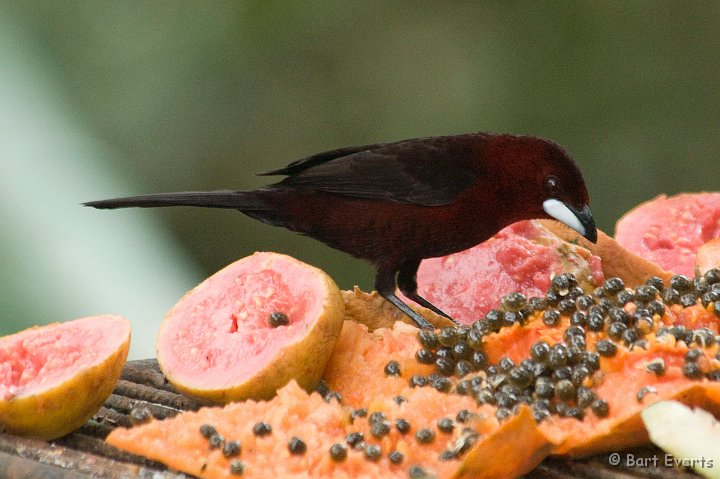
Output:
157,252,327,389
407,220,604,323
0,315,130,401
615,193,720,277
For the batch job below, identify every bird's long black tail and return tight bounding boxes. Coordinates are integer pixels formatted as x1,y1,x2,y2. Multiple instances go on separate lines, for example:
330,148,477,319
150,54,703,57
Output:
84,190,266,211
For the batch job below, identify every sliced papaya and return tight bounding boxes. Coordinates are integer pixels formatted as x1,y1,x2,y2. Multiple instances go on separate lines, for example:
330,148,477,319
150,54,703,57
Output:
332,270,720,459
322,320,436,407
156,252,345,404
454,406,552,479
538,338,720,456
0,315,130,440
322,319,553,478
106,379,549,479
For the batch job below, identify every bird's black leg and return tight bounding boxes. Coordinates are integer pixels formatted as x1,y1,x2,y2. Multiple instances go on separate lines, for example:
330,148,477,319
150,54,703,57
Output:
397,259,460,325
374,268,434,330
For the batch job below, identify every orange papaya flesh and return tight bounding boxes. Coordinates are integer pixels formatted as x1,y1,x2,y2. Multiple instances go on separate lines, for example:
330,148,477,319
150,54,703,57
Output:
481,303,719,367
467,301,720,456
106,378,549,479
322,320,552,478
667,302,720,332
107,312,549,478
540,339,720,456
453,406,553,479
322,320,436,408
331,271,720,460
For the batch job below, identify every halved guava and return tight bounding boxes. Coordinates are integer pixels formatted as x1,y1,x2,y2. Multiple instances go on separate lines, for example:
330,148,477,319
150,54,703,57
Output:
0,315,130,440
406,220,604,323
156,252,345,404
615,192,720,277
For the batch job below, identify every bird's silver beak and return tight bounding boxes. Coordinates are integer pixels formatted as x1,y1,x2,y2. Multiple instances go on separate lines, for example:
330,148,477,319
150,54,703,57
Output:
543,199,597,243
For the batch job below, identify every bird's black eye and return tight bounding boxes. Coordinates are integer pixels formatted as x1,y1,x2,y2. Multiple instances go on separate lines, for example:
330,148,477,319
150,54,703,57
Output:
544,175,562,196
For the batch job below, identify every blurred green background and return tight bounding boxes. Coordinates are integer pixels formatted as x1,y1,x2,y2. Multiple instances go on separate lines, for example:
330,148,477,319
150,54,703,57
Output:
1,2,719,358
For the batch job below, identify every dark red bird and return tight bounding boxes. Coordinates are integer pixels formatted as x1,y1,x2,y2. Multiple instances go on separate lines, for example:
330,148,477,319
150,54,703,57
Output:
85,133,597,329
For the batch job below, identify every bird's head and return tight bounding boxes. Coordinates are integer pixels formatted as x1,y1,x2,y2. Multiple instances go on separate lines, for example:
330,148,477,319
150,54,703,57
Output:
486,135,597,243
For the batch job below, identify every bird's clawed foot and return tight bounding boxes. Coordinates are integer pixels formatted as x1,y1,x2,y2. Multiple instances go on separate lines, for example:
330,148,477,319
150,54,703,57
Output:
401,290,460,326
375,264,461,330
396,260,460,327
382,290,435,330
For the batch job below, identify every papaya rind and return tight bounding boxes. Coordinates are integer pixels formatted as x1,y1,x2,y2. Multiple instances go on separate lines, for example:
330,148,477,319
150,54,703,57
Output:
342,286,456,331
550,382,720,457
642,400,720,479
455,406,554,479
539,221,673,287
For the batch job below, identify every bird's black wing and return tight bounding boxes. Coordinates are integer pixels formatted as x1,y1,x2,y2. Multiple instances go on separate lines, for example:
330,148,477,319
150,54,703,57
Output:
258,143,390,176
264,136,482,206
